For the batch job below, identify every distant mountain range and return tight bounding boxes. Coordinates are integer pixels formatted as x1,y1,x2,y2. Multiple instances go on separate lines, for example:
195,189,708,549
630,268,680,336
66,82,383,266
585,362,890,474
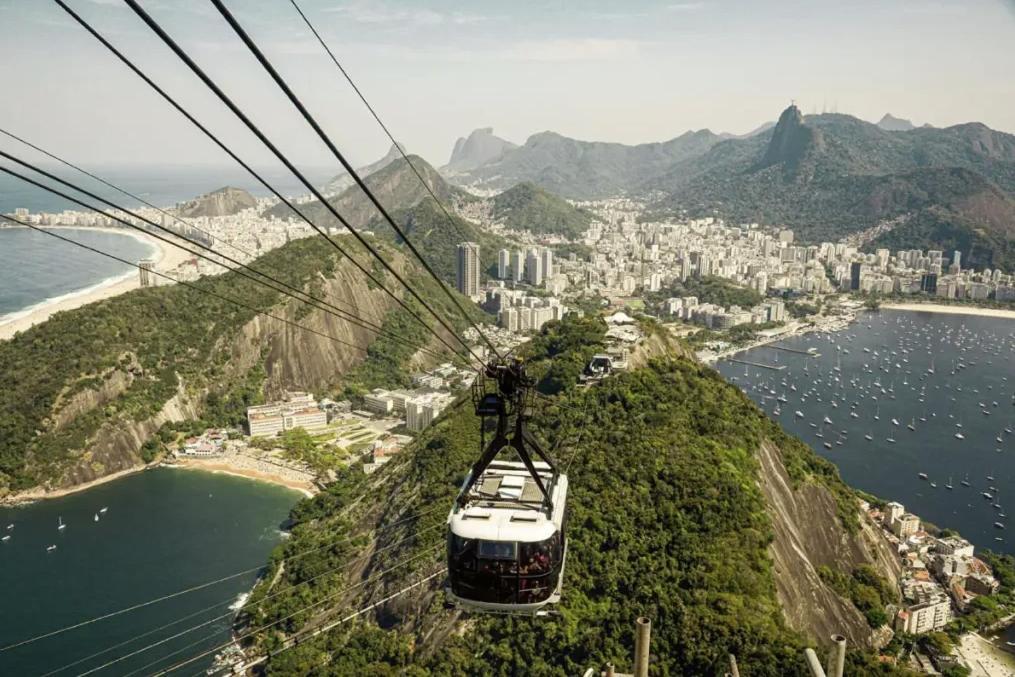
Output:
266,155,475,230
441,107,1013,268
644,105,1015,268
446,129,722,199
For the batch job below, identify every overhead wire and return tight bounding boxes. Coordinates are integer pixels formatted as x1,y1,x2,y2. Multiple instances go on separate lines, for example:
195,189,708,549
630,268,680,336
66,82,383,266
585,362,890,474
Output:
149,546,443,677
11,500,442,660
0,214,371,356
240,567,447,675
52,0,478,368
0,128,451,361
0,126,258,262
38,524,443,677
110,0,487,367
0,153,453,362
209,0,502,361
285,0,475,247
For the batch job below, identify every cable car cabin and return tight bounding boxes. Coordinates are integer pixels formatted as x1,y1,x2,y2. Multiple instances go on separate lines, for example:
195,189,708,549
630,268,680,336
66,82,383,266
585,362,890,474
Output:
446,460,568,615
581,354,613,382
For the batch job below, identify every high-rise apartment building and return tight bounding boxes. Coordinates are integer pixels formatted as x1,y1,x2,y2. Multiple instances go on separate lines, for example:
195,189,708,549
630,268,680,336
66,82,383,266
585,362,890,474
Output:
497,248,511,279
456,242,481,297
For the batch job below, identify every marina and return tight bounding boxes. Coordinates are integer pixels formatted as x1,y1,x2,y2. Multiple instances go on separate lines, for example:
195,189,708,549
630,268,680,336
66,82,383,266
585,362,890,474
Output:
717,308,1015,558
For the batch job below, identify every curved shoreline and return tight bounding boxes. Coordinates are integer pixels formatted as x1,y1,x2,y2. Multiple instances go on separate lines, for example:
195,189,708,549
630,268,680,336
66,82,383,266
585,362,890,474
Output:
883,302,1015,320
2,460,313,507
0,226,188,340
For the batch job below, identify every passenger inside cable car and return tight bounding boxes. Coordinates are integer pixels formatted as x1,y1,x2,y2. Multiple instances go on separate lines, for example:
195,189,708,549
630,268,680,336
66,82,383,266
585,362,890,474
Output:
448,533,563,605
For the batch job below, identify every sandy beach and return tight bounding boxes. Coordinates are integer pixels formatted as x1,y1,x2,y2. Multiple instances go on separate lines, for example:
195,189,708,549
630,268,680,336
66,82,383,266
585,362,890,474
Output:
884,302,1015,321
167,458,317,498
0,465,152,506
0,225,192,341
956,632,1015,677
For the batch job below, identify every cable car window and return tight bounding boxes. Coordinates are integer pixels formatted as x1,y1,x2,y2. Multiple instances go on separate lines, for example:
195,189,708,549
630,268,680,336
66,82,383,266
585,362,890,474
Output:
478,540,516,560
450,535,478,571
519,539,553,575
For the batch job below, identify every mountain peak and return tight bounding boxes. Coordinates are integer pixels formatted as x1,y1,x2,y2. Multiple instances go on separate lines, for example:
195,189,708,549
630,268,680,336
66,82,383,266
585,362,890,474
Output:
877,113,915,132
445,127,517,172
759,104,823,171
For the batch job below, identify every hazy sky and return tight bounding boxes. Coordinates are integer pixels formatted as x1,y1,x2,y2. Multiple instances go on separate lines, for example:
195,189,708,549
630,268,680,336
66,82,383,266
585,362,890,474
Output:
1,0,1014,173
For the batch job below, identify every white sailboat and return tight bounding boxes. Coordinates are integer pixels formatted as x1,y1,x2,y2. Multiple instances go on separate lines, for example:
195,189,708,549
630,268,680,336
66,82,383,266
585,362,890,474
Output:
57,517,66,531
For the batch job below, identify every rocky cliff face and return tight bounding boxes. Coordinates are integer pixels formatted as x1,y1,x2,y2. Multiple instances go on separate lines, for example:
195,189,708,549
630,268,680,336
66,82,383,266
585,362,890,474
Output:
758,440,901,647
178,186,257,217
760,104,824,173
25,252,422,495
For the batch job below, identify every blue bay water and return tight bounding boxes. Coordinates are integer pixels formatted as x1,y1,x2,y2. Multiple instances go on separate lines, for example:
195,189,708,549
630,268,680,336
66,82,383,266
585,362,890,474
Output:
0,227,157,318
716,309,1015,558
0,468,301,676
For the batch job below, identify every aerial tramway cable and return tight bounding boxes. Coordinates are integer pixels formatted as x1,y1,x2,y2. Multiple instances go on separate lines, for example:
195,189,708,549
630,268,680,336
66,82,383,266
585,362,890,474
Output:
33,523,443,676
285,0,476,247
0,161,452,362
52,0,481,368
0,126,259,263
148,546,443,677
0,215,375,358
211,0,503,361
0,126,452,358
107,0,488,366
7,498,442,659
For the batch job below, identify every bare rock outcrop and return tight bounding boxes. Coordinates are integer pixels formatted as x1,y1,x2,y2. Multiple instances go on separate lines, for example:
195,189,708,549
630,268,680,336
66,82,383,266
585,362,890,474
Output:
757,440,901,648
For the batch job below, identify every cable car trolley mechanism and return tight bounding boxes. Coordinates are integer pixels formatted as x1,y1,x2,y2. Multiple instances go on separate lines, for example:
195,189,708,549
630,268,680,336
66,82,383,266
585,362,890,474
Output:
445,358,569,616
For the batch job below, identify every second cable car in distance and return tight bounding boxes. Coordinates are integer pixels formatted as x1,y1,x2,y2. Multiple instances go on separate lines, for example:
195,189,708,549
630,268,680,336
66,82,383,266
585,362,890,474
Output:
445,358,569,615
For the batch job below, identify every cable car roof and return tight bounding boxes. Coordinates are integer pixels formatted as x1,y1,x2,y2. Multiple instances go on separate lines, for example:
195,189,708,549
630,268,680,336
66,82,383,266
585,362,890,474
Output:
449,460,568,543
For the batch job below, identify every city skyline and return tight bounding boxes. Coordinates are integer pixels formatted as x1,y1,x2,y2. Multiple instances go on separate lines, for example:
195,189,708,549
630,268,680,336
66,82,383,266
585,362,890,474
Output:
1,0,1014,171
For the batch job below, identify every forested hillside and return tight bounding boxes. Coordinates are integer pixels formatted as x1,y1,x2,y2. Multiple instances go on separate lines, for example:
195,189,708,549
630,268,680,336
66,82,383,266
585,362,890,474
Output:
490,182,598,239
264,156,476,229
647,105,1015,261
243,316,907,676
0,237,471,496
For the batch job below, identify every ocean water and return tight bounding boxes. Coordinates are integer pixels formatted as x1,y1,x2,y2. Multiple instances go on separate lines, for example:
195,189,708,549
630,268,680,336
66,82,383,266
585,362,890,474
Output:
716,309,1015,558
0,227,156,320
0,164,334,214
0,468,300,676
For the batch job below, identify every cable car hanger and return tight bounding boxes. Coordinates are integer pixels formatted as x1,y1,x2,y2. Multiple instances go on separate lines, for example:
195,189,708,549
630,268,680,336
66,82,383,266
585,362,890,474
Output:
460,359,560,510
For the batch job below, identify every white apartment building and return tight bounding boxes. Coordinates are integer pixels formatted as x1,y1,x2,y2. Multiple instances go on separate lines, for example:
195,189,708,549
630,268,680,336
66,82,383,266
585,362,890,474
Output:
247,391,327,437
896,581,952,634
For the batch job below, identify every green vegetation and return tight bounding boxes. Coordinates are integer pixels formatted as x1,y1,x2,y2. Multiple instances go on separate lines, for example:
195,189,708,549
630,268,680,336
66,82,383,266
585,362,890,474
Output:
651,276,764,310
817,565,896,628
248,315,891,675
524,314,608,394
786,300,821,319
491,181,598,239
684,321,785,349
340,271,487,398
0,237,343,493
250,428,339,474
870,206,1015,271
